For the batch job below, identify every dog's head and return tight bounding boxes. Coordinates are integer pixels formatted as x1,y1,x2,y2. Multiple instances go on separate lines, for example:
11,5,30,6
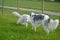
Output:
30,12,45,22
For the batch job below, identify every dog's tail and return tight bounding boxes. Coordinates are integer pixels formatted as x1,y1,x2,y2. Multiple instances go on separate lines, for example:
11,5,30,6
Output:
12,11,21,17
49,19,59,30
54,19,59,29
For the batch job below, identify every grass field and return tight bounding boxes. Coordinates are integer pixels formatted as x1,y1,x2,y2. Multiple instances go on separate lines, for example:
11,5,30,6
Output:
0,0,60,12
0,8,60,40
0,0,60,40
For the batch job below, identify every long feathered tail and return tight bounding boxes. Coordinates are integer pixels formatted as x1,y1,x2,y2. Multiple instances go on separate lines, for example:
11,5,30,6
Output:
54,19,59,29
49,19,59,30
12,11,21,17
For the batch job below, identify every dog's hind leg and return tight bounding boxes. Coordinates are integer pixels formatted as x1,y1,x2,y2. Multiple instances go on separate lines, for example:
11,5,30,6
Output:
44,26,49,34
17,19,20,24
42,21,49,34
34,27,37,32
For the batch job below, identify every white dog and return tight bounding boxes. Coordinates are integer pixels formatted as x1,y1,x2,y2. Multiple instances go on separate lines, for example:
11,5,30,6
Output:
30,12,59,34
12,12,30,28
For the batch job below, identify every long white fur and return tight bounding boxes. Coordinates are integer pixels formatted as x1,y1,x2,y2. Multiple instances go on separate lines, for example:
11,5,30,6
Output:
12,11,21,17
12,12,59,34
48,19,59,30
12,11,30,28
30,12,59,34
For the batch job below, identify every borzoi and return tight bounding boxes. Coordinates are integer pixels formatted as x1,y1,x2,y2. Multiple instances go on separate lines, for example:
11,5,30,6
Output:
12,12,30,28
30,12,59,34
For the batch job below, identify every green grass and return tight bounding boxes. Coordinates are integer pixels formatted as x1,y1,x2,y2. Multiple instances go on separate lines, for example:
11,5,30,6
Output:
0,0,60,12
0,8,60,40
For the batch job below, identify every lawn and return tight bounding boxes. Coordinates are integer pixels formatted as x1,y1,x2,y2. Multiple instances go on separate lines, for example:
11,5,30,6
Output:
0,0,60,40
0,0,60,12
0,8,60,40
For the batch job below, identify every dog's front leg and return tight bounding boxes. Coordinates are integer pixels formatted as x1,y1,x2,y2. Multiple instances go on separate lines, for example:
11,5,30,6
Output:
34,27,36,32
25,23,28,28
32,26,36,32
